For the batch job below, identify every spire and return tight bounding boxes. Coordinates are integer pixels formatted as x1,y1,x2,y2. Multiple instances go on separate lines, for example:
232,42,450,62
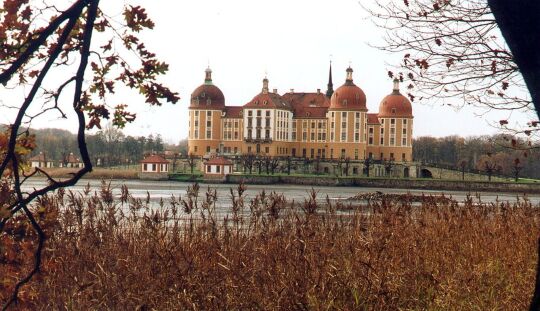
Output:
326,60,334,98
204,67,213,85
345,66,354,83
262,76,269,94
392,78,400,94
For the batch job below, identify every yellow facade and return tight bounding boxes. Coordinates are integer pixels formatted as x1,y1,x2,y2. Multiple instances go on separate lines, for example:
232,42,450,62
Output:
187,67,413,162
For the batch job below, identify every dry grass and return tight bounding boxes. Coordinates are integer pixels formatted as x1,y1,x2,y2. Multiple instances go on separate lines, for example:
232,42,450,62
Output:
1,182,539,310
35,167,138,180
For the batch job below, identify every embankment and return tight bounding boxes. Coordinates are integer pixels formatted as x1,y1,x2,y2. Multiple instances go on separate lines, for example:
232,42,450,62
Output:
226,174,540,193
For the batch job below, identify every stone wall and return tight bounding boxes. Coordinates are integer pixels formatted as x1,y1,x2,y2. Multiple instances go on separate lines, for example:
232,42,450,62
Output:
138,172,169,181
226,174,540,193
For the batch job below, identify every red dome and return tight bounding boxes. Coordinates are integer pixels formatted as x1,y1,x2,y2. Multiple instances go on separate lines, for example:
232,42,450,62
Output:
329,67,367,111
190,68,225,109
378,79,413,118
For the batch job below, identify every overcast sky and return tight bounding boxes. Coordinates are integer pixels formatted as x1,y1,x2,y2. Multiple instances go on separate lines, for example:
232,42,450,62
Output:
1,0,534,143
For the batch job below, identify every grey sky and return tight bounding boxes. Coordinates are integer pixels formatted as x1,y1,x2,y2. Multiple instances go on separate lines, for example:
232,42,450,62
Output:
1,0,533,143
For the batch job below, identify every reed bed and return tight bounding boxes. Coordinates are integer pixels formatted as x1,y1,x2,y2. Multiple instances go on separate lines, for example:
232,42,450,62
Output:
1,182,539,310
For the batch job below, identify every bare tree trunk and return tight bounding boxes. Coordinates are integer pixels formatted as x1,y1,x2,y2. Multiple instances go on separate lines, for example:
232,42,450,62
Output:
488,0,540,120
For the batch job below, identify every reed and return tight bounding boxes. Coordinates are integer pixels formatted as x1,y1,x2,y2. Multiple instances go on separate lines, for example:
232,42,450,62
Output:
1,182,538,310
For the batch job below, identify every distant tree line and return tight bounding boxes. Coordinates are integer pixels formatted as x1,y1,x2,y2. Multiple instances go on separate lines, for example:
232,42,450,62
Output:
413,135,540,179
30,124,180,167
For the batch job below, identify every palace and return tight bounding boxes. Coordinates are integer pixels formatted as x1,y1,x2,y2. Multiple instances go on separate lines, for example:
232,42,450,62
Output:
187,64,413,162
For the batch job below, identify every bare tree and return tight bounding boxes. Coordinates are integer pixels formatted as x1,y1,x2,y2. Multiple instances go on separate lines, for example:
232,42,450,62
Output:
384,158,395,177
476,153,499,181
363,1,539,136
240,153,256,174
512,157,523,182
187,153,197,175
0,2,178,308
363,156,373,177
458,159,468,181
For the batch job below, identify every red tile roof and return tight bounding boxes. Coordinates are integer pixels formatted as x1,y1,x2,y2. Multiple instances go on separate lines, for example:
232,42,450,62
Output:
66,153,82,163
204,157,233,165
378,92,413,118
140,154,169,164
282,92,330,119
367,113,380,124
29,152,47,162
223,106,243,118
243,92,292,110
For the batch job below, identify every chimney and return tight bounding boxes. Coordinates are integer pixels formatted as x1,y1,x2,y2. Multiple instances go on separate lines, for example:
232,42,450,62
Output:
317,88,321,94
290,88,294,93
273,88,278,94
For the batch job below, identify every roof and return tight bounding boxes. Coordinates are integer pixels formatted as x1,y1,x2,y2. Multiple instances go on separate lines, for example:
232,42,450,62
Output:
204,157,233,166
190,68,225,110
140,154,169,164
29,152,47,162
282,92,329,119
223,106,243,118
329,67,367,111
367,113,380,124
66,153,82,163
243,92,292,110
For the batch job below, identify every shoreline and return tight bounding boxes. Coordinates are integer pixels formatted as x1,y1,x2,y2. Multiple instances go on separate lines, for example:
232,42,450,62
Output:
35,169,540,194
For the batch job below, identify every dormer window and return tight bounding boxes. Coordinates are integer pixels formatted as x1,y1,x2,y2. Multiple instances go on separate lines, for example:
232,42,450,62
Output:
342,99,348,106
255,100,259,105
263,100,268,105
201,92,205,98
391,108,396,114
206,98,212,105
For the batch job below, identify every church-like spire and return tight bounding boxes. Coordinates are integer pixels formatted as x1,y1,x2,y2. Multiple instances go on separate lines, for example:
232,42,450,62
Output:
262,76,269,94
326,61,334,98
204,67,213,85
392,77,400,94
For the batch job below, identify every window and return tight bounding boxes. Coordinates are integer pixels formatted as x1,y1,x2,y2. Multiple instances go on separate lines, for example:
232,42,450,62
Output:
206,98,211,105
342,112,347,118
194,146,198,152
247,129,252,138
390,137,395,145
355,133,359,141
390,153,394,160
256,118,261,127
402,153,406,161
342,122,346,128
356,112,360,118
311,149,315,158
207,111,212,117
266,118,270,127
354,149,359,160
311,122,315,129
403,128,407,135
265,129,270,138
195,111,199,117
380,138,384,145
342,99,347,106
341,149,346,158
369,127,373,134
206,130,211,139
391,108,396,114
302,132,307,141
143,164,148,171
257,110,261,117
391,119,395,125
248,110,252,116
265,147,269,153
207,120,211,127
266,111,270,116
330,149,334,159
311,132,315,141
292,132,296,140
234,147,238,153
391,128,395,134
402,138,407,146
248,118,252,127
302,149,307,157
256,129,261,139
207,165,211,173
248,146,252,152
368,137,373,145
206,146,210,152
403,119,407,125
216,165,220,173
341,132,346,141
